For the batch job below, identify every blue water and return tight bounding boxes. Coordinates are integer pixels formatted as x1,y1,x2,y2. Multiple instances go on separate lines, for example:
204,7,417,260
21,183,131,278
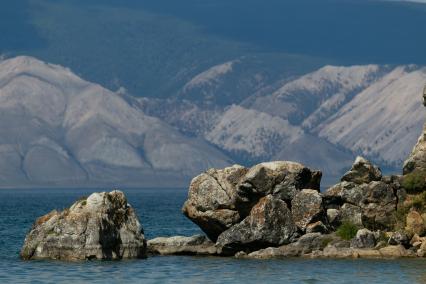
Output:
1,188,426,283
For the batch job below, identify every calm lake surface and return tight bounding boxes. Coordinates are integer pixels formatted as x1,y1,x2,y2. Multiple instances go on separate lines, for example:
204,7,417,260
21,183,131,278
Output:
1,188,426,283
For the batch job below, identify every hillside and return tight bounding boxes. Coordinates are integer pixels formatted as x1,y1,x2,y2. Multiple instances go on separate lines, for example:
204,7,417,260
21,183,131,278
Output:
0,56,232,187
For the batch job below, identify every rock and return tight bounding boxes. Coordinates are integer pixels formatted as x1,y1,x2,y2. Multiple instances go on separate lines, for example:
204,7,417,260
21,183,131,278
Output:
339,203,363,227
325,180,397,231
379,245,415,258
237,161,321,206
322,245,354,258
242,233,338,259
20,190,146,261
291,189,325,231
147,235,217,256
216,195,298,255
327,209,340,228
182,165,247,241
306,221,328,234
350,229,376,248
183,161,321,241
405,211,426,236
360,181,397,231
388,231,412,248
341,156,382,184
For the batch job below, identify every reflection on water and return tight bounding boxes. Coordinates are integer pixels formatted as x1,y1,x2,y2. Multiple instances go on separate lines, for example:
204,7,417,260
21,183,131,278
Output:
0,188,425,283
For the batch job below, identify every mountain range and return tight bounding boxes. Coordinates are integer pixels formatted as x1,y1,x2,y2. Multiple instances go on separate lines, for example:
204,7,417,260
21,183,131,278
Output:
0,55,424,188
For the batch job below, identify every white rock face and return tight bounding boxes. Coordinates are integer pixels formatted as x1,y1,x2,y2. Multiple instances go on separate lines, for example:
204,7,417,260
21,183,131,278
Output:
0,56,232,187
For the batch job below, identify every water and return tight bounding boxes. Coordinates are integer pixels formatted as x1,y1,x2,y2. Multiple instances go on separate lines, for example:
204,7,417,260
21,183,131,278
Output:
1,188,426,283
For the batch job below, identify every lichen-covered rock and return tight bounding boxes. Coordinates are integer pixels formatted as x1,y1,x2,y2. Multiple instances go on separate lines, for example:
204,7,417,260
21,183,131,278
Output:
306,221,328,234
20,190,146,261
216,195,299,255
341,156,382,184
291,189,325,232
183,161,321,241
182,165,247,241
147,235,217,255
351,229,376,248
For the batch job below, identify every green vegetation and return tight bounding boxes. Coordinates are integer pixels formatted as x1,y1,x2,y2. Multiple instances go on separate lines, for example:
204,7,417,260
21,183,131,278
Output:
402,170,426,194
336,221,358,240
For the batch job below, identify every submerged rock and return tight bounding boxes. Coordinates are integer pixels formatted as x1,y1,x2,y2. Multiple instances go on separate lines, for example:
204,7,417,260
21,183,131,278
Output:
20,190,146,261
147,235,217,255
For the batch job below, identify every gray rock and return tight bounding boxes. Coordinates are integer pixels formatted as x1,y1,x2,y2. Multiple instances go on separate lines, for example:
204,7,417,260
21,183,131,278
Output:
341,156,382,184
216,195,298,255
291,189,324,231
183,161,321,241
147,235,217,255
388,231,412,248
20,190,146,261
360,181,397,231
237,161,321,205
182,165,247,241
340,203,363,227
327,209,340,227
351,229,376,248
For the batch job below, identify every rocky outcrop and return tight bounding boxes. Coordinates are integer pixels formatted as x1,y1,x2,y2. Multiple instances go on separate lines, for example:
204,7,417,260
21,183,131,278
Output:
21,190,146,261
323,158,400,231
182,161,321,242
147,235,217,255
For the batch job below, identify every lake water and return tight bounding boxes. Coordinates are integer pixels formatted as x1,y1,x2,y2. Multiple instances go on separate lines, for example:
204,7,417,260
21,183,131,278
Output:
1,188,426,283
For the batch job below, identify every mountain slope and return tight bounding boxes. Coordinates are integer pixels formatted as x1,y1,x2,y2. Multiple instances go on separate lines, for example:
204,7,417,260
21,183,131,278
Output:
0,56,232,187
316,66,426,167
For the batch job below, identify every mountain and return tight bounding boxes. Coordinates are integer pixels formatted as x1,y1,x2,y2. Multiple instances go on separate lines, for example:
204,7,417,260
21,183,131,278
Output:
316,66,426,167
0,56,232,188
143,62,425,186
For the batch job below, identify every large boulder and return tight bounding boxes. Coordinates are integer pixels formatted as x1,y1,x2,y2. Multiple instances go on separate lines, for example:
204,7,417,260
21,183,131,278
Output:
216,195,299,255
20,190,146,261
182,165,247,241
182,161,321,241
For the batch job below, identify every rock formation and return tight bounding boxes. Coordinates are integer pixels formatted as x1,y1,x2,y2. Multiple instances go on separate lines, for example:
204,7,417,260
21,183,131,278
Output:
21,190,146,261
182,161,321,242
